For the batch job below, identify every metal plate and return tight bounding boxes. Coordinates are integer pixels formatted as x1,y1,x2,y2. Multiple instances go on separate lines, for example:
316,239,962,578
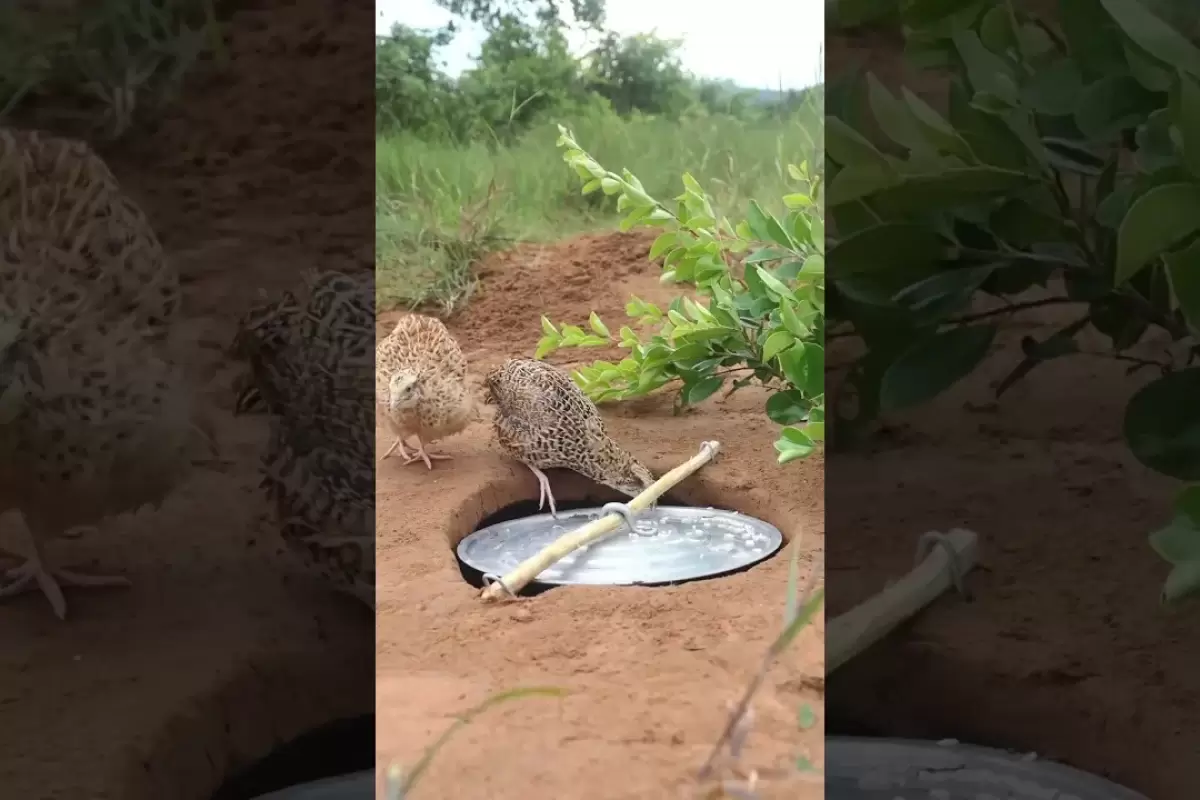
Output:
456,505,783,587
826,737,1149,799
248,770,373,800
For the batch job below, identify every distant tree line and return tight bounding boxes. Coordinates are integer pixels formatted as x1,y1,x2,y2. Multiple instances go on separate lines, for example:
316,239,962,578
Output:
376,11,822,140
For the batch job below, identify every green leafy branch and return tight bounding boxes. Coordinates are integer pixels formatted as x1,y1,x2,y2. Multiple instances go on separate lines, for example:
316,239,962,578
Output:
824,0,1200,602
537,124,826,465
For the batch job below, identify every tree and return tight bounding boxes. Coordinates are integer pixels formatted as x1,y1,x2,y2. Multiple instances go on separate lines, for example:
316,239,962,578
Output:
434,0,605,30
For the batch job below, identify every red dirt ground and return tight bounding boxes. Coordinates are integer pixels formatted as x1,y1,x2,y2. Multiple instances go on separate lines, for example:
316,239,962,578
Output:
1,3,374,799
375,230,826,800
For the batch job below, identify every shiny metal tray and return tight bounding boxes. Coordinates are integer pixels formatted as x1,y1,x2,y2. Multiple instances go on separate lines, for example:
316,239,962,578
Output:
456,505,784,586
826,736,1149,799
248,770,373,800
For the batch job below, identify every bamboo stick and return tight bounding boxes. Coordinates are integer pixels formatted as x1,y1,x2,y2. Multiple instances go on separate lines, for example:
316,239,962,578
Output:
479,440,722,602
827,528,978,674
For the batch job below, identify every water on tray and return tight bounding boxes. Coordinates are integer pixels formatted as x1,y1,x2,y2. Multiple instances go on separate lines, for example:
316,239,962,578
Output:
459,506,783,586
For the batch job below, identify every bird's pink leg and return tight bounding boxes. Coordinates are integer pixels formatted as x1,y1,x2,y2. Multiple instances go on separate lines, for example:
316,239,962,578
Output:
402,435,453,470
379,436,411,463
526,464,559,518
0,518,129,620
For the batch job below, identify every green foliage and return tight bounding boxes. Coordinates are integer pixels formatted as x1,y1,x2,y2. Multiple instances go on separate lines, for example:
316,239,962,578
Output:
0,0,223,137
434,0,606,30
375,16,820,142
375,111,818,313
824,0,1200,602
536,124,825,465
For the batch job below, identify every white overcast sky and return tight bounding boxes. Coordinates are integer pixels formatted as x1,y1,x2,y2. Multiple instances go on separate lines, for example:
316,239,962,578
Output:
376,0,824,90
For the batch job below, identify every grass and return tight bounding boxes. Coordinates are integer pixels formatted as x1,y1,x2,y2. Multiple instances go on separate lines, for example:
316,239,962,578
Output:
375,105,822,315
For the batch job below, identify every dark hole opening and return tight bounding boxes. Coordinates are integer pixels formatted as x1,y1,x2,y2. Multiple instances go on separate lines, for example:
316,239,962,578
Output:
456,492,784,594
209,714,373,800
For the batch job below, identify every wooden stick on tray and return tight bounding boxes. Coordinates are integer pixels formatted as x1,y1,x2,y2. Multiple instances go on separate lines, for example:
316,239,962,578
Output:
826,527,979,674
478,440,723,603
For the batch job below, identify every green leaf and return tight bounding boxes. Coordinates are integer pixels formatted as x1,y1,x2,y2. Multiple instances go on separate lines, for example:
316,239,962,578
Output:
1175,485,1200,524
762,330,795,361
746,200,796,249
1060,0,1127,78
588,312,610,338
880,325,997,412
797,703,818,730
766,391,811,425
1115,183,1200,284
683,375,724,405
754,265,795,298
1074,75,1157,141
1162,561,1200,605
952,30,1019,103
827,116,892,169
827,163,898,205
648,232,677,260
775,427,815,464
903,87,970,157
780,343,823,397
1148,512,1200,566
1177,71,1200,178
1021,59,1085,115
892,263,997,320
775,585,823,648
1125,40,1173,91
1124,367,1200,480
1163,235,1200,331
826,223,947,275
867,167,1034,215
540,316,558,337
866,73,933,154
779,298,807,338
534,335,558,360
1098,0,1200,78
948,80,1033,170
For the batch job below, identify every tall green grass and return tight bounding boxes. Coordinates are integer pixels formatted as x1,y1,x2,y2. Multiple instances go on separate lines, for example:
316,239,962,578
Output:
375,105,822,314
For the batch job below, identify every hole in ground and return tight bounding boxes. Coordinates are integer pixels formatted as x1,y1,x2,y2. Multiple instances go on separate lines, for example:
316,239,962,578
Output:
450,470,791,595
827,632,1155,795
210,714,373,800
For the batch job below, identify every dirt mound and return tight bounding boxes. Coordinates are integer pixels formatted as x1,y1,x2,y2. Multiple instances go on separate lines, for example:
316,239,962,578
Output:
375,231,825,799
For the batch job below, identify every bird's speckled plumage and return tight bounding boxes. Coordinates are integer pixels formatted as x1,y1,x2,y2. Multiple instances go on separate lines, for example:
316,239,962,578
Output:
485,358,654,514
233,270,375,608
0,128,212,619
0,128,181,343
376,314,478,469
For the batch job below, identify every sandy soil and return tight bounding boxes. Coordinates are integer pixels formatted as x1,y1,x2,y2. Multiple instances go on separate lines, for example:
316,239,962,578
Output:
1,3,374,798
374,230,826,800
824,297,1199,799
825,21,1198,800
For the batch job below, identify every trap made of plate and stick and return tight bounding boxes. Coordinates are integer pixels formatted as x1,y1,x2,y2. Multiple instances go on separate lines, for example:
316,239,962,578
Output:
466,441,782,601
818,532,1146,799
825,736,1149,799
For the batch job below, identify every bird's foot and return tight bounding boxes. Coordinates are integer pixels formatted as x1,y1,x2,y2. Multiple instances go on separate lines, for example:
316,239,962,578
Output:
379,436,411,463
529,466,559,519
402,438,452,470
0,557,131,620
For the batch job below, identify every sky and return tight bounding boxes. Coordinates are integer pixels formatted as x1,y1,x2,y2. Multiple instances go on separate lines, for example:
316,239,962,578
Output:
376,0,824,91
